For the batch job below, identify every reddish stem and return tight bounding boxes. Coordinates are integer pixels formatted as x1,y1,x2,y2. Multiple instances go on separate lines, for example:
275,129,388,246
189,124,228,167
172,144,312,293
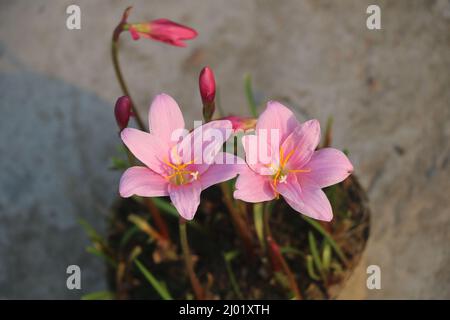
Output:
145,198,170,241
267,236,303,300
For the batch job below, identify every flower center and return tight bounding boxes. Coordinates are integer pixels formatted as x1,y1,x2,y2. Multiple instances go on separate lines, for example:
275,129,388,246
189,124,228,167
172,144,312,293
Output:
270,147,311,194
163,160,199,186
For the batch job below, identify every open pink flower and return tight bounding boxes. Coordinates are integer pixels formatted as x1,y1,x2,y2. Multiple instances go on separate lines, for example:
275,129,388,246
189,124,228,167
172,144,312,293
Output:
119,93,240,220
233,101,353,221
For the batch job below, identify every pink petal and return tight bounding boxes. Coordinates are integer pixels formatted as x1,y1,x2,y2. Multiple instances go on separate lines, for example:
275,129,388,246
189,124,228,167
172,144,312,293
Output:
276,173,302,203
200,152,243,190
148,93,185,147
256,101,300,144
168,181,202,220
150,19,198,41
121,128,167,175
129,26,140,40
176,120,232,168
119,166,169,198
304,148,353,188
233,166,276,202
280,175,333,221
282,119,321,170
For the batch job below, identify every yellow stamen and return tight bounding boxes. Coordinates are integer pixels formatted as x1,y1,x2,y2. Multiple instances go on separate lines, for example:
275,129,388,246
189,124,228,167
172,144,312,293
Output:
283,148,296,166
270,146,311,194
163,159,198,185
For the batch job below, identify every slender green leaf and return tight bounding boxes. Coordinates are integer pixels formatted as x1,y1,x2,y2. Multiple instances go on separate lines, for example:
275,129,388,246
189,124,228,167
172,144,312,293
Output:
253,203,265,252
280,246,305,258
151,197,179,218
215,88,224,117
134,259,173,300
128,246,142,262
331,261,343,274
149,197,204,232
78,218,103,244
301,216,348,265
306,255,321,281
109,156,128,170
81,291,115,300
308,231,323,276
322,116,334,147
81,291,114,300
244,73,258,117
119,225,139,248
86,246,117,268
223,251,243,299
322,241,332,273
224,250,240,262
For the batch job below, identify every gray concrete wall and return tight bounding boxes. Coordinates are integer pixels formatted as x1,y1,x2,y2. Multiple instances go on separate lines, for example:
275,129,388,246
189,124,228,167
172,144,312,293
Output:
0,0,449,299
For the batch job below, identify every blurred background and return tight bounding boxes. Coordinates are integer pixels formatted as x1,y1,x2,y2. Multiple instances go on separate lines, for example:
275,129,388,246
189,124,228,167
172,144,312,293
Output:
0,0,449,299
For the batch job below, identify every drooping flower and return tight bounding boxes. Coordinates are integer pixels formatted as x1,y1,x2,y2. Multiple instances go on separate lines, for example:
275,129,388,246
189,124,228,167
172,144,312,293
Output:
233,101,353,221
115,7,197,47
127,19,197,47
119,93,240,220
114,96,132,131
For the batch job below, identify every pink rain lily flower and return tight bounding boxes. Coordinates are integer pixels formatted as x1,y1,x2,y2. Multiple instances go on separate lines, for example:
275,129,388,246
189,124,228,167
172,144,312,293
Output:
234,101,353,221
119,93,240,220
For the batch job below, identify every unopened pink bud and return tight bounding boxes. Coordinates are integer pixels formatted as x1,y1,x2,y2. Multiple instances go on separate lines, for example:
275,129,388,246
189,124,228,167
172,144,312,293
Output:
199,66,216,104
114,96,132,131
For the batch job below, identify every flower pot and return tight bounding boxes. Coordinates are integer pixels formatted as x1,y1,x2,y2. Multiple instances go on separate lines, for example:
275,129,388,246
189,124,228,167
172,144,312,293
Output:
106,174,370,300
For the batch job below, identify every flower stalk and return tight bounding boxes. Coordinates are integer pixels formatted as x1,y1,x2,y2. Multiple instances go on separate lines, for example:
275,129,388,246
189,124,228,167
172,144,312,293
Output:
179,218,205,299
111,39,146,131
145,198,170,241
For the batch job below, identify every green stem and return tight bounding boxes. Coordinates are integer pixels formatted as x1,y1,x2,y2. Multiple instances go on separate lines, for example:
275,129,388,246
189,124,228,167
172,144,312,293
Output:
179,218,205,299
253,203,265,252
111,38,145,131
301,216,349,267
244,73,258,117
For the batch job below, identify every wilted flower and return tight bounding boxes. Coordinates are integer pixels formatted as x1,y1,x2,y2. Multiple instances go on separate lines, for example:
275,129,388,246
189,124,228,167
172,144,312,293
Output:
233,101,353,221
119,93,240,220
